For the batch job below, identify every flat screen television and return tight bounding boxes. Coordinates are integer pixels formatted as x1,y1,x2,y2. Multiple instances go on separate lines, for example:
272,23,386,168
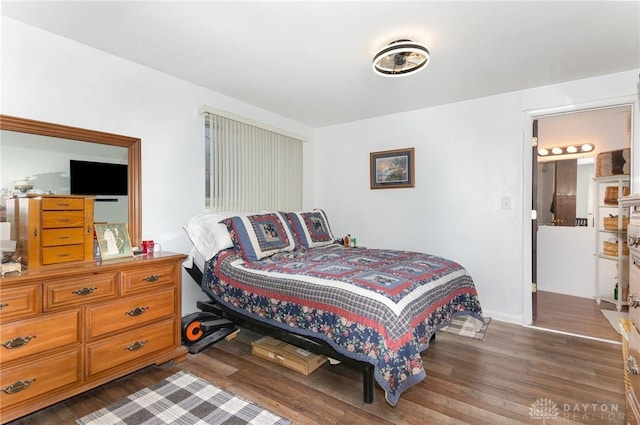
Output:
70,160,128,196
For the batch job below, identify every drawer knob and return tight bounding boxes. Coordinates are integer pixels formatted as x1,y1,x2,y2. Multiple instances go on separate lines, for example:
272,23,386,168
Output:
0,303,8,310
143,274,161,282
72,287,97,296
628,355,640,375
1,335,36,349
125,340,148,351
1,378,36,394
629,293,640,308
126,306,149,317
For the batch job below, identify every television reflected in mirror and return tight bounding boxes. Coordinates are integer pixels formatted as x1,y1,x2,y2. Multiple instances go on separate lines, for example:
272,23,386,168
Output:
70,160,128,196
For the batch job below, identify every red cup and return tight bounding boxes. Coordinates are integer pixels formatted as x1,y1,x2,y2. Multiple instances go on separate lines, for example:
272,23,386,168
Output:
142,240,154,253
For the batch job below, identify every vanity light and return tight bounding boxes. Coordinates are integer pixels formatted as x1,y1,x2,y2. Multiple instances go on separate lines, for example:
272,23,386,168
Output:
372,39,430,77
537,143,595,157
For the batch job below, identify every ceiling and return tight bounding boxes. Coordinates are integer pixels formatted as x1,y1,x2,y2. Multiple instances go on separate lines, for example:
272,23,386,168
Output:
2,1,639,128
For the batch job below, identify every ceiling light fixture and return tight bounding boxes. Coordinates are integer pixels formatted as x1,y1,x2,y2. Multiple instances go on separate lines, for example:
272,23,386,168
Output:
372,39,430,77
13,177,33,193
537,143,595,157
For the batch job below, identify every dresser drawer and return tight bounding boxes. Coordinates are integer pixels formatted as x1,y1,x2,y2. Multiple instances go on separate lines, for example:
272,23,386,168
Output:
86,319,176,377
121,263,176,294
41,211,85,228
0,309,80,363
42,228,85,247
43,273,118,311
87,289,177,339
0,348,81,411
41,244,85,265
630,255,640,329
0,284,39,324
41,197,85,211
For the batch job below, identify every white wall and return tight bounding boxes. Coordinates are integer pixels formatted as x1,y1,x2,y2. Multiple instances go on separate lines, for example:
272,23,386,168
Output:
0,18,315,313
314,71,640,324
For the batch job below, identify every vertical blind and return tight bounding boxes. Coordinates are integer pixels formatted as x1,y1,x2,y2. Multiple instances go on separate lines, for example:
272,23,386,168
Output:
204,112,303,212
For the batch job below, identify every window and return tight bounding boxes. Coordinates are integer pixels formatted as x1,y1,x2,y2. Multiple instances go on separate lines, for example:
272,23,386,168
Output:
203,109,303,212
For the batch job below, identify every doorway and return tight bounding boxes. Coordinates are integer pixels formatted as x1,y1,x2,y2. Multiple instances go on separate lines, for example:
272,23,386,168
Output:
530,104,633,339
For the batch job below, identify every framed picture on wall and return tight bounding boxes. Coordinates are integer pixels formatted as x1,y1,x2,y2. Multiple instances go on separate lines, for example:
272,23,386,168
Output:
370,147,415,189
95,222,133,260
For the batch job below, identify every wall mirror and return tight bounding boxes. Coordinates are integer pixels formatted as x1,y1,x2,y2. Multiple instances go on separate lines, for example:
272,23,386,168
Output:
537,157,594,227
0,115,141,246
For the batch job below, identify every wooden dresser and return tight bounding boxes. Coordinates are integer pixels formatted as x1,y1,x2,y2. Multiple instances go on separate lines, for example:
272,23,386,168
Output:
0,252,188,423
6,195,95,268
620,194,640,424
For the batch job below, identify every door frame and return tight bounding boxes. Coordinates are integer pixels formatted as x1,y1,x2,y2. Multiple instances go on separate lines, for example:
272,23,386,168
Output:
522,95,639,325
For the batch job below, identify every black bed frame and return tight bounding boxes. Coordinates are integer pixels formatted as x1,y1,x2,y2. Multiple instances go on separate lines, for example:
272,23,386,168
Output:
184,264,376,403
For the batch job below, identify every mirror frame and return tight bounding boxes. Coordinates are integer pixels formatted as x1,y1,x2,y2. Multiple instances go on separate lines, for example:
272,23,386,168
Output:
0,115,142,247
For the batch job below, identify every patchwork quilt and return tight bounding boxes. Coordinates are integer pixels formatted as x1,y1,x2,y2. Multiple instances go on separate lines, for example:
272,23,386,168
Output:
202,244,483,406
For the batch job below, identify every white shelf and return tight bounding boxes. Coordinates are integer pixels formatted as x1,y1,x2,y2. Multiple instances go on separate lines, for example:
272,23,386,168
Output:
595,294,628,311
596,253,629,260
594,175,630,311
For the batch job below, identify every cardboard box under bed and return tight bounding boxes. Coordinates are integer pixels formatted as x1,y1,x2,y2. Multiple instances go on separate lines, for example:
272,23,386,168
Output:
251,336,327,375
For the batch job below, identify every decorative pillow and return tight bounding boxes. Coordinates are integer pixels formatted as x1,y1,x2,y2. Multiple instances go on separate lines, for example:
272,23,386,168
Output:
286,209,336,248
221,212,296,261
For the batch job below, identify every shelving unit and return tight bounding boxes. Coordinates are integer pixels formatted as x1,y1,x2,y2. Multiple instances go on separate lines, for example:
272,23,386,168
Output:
594,175,630,311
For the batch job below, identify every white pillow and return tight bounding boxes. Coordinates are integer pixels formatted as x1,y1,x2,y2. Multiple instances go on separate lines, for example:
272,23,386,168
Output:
183,212,251,262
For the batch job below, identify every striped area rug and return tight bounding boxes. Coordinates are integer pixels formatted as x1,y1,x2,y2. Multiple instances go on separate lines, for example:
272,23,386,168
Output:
439,315,491,340
76,371,290,425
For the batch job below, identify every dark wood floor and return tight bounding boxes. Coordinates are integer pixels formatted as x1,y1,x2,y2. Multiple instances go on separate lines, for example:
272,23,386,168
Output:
6,299,626,425
533,290,625,341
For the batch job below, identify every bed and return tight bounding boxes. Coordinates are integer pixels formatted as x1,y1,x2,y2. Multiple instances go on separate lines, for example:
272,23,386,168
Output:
184,210,484,406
